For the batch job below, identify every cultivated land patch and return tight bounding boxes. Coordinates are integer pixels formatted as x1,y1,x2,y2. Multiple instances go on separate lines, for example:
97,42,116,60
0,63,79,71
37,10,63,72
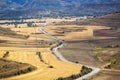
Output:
0,22,82,80
46,14,120,79
0,58,36,79
0,14,119,80
0,47,81,80
90,70,120,80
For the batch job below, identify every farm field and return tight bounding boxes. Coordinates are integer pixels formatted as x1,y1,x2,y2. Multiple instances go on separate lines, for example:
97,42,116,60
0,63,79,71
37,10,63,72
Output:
0,47,81,80
0,19,82,80
0,13,120,80
43,13,120,80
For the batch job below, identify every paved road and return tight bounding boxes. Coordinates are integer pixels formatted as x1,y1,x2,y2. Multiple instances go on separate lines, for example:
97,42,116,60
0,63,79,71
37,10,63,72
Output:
40,26,101,80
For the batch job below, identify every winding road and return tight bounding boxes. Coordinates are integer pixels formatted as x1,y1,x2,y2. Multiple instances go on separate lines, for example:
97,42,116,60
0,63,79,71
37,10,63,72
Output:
40,25,101,80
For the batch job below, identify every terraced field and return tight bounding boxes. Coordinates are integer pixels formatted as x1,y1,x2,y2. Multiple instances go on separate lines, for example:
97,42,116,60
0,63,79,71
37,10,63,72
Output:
0,23,82,80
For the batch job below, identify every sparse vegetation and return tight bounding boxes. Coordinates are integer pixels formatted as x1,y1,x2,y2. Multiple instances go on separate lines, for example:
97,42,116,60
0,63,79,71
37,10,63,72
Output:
0,27,27,39
70,74,80,79
36,52,44,62
56,66,92,80
57,77,64,80
105,53,120,69
25,35,30,39
93,47,120,70
14,24,18,28
105,45,120,48
48,65,54,68
3,51,9,58
27,22,33,27
81,66,92,76
0,58,36,79
0,40,6,43
75,61,79,63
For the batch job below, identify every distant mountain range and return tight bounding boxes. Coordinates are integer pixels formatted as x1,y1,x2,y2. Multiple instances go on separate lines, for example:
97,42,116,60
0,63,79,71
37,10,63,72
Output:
0,0,120,19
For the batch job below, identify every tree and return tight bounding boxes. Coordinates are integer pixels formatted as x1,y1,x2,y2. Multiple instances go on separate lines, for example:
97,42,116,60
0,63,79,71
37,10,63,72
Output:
81,66,92,76
36,52,43,62
57,77,64,80
48,65,54,68
71,74,80,79
27,22,33,27
3,51,9,58
14,24,18,28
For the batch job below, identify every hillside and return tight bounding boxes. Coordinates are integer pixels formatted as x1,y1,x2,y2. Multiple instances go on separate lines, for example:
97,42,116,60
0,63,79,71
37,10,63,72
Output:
56,13,120,28
0,58,36,79
77,13,120,28
0,27,27,39
0,0,120,19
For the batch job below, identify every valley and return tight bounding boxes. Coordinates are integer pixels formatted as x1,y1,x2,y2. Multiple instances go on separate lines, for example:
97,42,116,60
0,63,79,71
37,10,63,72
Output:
0,12,120,80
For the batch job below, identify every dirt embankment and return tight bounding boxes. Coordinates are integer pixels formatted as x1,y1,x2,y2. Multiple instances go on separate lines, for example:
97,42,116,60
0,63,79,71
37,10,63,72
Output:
0,58,36,79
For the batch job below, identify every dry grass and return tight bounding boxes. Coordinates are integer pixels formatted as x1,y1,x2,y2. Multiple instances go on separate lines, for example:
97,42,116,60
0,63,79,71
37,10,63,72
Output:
0,20,82,80
0,16,119,80
0,47,81,80
44,25,108,41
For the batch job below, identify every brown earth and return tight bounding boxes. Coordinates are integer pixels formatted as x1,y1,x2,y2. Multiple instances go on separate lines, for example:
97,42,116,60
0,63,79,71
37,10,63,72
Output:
94,29,120,37
54,13,120,29
0,58,36,79
0,27,27,39
0,22,82,80
0,13,120,80
91,71,120,80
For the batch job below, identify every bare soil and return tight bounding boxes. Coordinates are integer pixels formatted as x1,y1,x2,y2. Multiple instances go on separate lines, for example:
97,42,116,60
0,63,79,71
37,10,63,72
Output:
92,71,120,80
59,40,102,67
0,58,36,79
94,29,120,37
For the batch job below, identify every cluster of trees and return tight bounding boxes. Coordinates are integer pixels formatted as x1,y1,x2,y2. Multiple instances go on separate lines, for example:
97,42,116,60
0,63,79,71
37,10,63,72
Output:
14,67,32,75
105,45,119,48
0,67,33,78
81,66,92,76
56,66,92,80
36,52,44,62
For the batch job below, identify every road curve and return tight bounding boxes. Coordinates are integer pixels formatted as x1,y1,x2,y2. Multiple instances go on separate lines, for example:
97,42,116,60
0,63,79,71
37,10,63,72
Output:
40,26,101,80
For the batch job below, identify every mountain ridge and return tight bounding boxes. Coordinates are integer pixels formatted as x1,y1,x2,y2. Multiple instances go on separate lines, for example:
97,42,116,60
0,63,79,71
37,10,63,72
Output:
0,0,120,19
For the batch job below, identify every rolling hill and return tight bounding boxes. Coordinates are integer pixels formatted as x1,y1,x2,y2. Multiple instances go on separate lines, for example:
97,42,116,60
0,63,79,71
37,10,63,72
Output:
56,12,120,28
77,13,120,28
0,27,27,39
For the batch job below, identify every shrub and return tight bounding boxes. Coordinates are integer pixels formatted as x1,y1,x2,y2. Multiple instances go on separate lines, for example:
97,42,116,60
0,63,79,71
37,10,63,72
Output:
27,67,32,71
3,64,9,68
36,52,44,62
81,66,92,76
48,65,54,68
115,45,119,48
27,22,33,27
16,71,21,75
57,77,64,80
104,65,111,69
3,51,9,58
75,61,79,63
71,74,80,79
25,35,30,39
14,24,18,28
